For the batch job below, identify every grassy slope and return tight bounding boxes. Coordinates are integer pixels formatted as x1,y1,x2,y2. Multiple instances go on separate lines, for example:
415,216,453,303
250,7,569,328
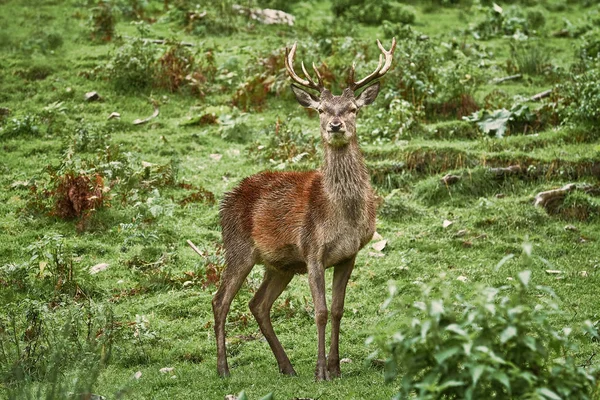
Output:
1,0,599,399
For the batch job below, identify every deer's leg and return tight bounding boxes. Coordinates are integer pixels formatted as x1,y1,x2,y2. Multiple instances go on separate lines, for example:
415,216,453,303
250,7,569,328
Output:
327,256,356,378
212,252,254,377
249,268,296,375
307,260,328,381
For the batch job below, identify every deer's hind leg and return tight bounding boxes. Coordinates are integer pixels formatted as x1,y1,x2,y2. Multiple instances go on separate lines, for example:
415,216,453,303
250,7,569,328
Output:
212,244,255,377
249,268,296,375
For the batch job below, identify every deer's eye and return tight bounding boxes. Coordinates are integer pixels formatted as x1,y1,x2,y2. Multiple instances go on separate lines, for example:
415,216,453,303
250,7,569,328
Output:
317,108,325,114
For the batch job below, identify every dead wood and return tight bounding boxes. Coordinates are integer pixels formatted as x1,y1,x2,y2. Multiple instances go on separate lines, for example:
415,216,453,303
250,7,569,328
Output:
490,164,522,177
491,74,522,84
187,240,204,257
441,174,461,185
534,183,576,208
133,102,159,125
531,89,552,102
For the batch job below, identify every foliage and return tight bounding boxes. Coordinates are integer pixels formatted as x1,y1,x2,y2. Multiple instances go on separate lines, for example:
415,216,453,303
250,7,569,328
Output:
471,4,544,40
510,40,550,75
248,117,318,168
106,38,158,92
90,0,116,42
557,68,600,125
464,103,539,137
331,0,416,25
371,256,599,399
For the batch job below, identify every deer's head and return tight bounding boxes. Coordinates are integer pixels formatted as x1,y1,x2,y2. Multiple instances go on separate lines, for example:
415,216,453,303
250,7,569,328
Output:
285,39,396,147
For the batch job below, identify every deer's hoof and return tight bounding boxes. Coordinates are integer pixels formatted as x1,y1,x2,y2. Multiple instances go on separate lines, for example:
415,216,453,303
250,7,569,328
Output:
280,366,297,376
314,367,330,381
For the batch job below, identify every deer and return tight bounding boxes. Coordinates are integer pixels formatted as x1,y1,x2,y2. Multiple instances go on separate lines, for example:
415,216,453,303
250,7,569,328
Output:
212,38,396,381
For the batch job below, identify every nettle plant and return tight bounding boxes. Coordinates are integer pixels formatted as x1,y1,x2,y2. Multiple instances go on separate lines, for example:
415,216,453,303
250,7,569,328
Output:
370,254,599,399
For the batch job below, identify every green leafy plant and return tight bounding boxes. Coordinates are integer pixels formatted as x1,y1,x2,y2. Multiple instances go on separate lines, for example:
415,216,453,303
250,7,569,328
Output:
90,0,116,42
370,251,599,399
464,103,539,137
331,0,416,25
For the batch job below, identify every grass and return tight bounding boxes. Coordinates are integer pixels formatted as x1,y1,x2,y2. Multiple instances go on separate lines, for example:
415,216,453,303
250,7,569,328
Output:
1,0,599,399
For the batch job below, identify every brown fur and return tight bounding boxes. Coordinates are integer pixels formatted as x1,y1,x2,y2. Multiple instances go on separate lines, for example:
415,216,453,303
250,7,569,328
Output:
212,40,394,381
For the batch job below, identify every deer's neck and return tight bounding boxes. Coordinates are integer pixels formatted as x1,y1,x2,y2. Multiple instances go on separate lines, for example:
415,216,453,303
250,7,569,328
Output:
321,140,371,209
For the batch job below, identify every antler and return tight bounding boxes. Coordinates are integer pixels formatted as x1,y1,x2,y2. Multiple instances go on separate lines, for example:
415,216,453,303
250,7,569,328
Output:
348,38,397,92
285,42,325,94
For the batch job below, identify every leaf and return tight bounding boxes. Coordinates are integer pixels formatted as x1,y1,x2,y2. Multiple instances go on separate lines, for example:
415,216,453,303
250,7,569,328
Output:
446,324,468,337
258,394,274,400
500,326,517,344
476,108,512,138
518,270,531,287
493,3,503,13
442,219,453,228
437,380,465,390
491,371,510,391
434,346,460,364
494,253,514,271
430,299,444,319
538,388,561,400
471,364,485,386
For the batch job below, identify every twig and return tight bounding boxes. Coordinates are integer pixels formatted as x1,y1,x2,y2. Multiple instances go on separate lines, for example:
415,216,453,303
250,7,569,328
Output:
187,240,204,257
133,102,159,125
578,352,596,367
491,74,522,84
531,89,552,102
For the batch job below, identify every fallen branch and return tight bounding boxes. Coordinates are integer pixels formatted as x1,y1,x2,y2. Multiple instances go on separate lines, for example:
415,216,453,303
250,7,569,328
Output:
534,183,576,208
133,102,159,125
124,36,194,47
490,165,522,177
187,240,204,257
531,89,552,102
491,74,522,84
441,174,461,185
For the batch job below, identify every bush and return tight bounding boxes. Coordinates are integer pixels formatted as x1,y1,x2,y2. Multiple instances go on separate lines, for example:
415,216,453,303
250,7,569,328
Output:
370,259,599,399
106,38,158,92
90,0,116,42
331,0,416,25
510,40,550,75
558,68,600,125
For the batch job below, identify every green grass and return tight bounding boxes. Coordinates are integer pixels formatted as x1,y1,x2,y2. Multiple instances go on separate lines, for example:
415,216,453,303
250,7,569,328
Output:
1,0,599,399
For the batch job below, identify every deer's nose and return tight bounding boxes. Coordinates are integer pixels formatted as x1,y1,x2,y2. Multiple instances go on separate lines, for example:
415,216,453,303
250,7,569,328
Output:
330,121,343,132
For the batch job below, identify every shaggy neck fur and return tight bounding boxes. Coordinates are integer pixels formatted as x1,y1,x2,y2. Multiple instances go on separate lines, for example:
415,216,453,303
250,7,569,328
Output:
321,139,370,217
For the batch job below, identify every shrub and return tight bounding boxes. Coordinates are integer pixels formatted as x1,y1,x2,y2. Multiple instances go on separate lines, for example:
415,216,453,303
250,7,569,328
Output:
247,117,318,168
510,40,550,75
155,42,196,92
0,301,118,397
331,0,416,25
105,38,158,92
370,260,599,399
90,0,116,42
557,68,600,125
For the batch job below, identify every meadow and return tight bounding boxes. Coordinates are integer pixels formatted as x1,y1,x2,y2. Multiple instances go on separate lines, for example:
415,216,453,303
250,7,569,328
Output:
1,0,599,399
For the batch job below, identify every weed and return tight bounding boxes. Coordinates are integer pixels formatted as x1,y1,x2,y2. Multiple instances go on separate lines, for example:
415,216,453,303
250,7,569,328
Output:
106,38,158,92
371,251,599,399
510,40,550,75
248,117,318,168
331,0,416,25
90,0,116,42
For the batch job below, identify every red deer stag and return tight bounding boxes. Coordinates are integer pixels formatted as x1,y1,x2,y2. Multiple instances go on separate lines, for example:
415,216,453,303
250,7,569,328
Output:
213,38,396,381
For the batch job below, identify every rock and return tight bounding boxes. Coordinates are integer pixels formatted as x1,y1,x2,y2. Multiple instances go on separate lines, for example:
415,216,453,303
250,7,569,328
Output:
85,91,101,101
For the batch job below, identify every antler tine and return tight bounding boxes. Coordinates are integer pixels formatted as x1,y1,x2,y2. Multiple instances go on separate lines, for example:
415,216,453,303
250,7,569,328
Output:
312,62,324,88
284,42,325,93
349,37,397,92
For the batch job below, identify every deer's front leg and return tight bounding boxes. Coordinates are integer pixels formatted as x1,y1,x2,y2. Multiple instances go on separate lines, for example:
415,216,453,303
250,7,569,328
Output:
307,260,328,381
327,256,355,378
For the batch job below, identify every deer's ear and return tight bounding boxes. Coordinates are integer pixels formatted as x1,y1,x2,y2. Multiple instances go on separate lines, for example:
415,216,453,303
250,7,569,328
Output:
291,84,320,109
355,82,380,108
